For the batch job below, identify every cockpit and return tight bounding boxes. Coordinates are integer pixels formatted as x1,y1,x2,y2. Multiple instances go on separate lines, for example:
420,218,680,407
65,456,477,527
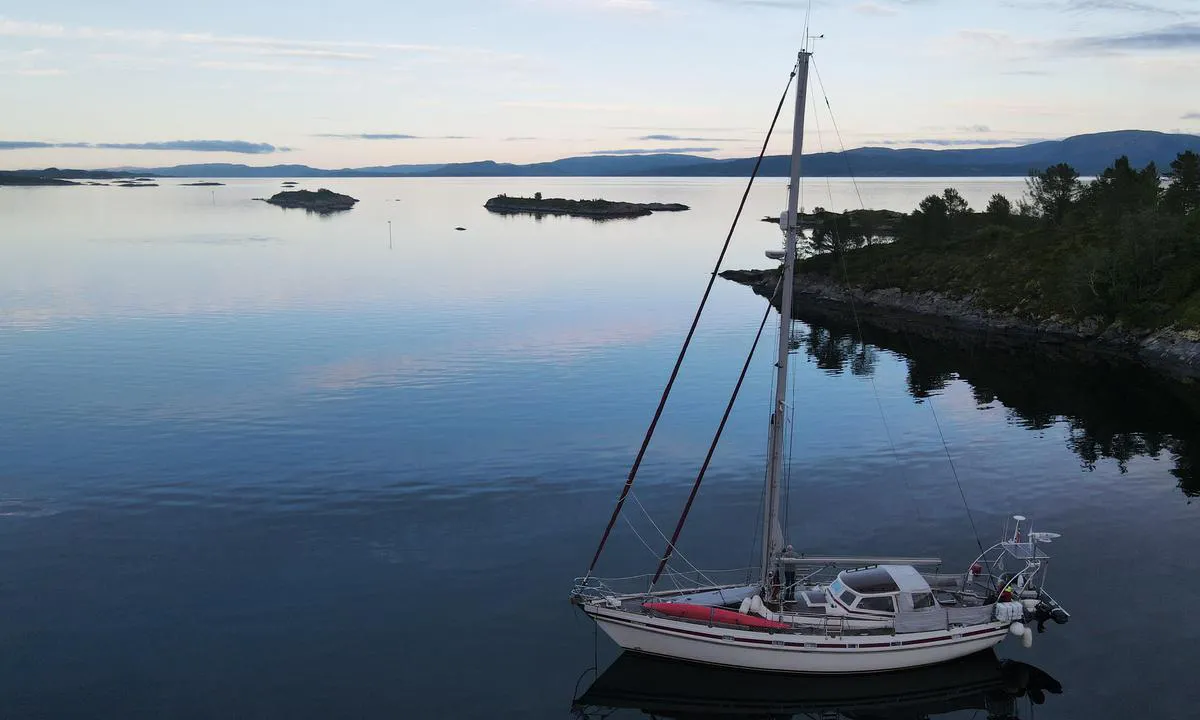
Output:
827,565,936,616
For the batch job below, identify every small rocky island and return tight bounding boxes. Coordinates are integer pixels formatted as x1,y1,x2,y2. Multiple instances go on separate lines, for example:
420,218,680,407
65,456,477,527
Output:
0,172,78,186
484,193,689,219
261,188,358,214
0,168,148,185
181,181,225,186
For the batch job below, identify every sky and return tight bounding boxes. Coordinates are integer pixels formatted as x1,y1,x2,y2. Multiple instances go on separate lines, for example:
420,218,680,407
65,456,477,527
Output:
2,0,1200,169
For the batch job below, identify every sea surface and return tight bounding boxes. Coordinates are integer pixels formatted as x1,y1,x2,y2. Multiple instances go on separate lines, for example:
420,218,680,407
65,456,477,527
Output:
1,177,1197,718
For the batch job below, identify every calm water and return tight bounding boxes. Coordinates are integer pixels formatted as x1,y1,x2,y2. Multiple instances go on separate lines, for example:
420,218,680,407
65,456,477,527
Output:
1,177,1197,718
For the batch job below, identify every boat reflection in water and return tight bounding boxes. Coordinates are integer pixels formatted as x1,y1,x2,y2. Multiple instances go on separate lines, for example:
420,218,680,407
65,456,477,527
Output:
572,650,1061,720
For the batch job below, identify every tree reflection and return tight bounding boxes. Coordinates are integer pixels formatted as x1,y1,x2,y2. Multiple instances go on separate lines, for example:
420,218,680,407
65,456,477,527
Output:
794,325,879,376
903,355,955,402
791,308,1200,498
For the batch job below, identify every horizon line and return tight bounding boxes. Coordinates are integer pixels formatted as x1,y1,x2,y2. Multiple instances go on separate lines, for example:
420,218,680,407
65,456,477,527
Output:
4,129,1198,173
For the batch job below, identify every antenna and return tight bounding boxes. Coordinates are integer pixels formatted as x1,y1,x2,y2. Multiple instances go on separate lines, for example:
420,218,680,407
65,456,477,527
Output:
800,1,823,54
802,0,813,51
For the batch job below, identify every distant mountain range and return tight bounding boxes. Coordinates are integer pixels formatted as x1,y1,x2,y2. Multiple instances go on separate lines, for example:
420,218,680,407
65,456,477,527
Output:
10,131,1200,180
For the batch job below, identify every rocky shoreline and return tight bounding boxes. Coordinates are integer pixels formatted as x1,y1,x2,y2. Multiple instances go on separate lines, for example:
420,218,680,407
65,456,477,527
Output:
261,188,358,213
484,195,688,219
721,269,1200,381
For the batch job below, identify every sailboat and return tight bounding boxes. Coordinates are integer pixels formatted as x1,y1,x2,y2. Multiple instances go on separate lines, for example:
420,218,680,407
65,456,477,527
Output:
568,42,1071,674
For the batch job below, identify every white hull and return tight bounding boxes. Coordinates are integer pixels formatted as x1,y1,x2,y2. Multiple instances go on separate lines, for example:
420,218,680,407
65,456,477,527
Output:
585,605,1009,674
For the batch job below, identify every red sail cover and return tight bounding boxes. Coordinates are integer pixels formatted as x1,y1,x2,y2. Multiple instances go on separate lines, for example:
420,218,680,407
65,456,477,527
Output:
643,602,791,630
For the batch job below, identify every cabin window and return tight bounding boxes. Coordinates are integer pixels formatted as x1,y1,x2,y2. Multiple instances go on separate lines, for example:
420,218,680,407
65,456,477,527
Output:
912,592,935,610
856,596,896,613
838,590,856,607
840,568,900,595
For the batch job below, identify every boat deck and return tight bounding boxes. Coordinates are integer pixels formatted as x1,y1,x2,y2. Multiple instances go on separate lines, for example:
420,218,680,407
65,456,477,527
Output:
620,599,899,637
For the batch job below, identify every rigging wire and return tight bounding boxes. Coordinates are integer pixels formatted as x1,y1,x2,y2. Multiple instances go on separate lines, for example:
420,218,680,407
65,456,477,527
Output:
807,61,921,526
619,508,723,593
746,449,768,583
780,302,794,539
629,491,719,587
928,394,986,555
810,61,867,212
747,273,785,580
782,361,795,537
621,513,668,565
584,66,799,580
812,59,991,548
651,278,781,587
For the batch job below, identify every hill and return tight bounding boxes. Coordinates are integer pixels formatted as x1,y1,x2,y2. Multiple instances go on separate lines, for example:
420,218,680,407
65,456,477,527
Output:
8,131,1196,179
658,131,1200,177
3,168,142,181
421,154,718,177
128,163,339,178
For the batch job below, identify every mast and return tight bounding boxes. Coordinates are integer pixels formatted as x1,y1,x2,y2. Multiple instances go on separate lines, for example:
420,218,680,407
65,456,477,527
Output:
761,49,810,584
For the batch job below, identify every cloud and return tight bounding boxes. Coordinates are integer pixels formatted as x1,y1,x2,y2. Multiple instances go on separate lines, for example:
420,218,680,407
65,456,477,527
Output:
953,29,1015,49
0,42,64,75
11,67,66,76
609,125,748,132
502,100,715,116
99,140,284,153
1063,0,1187,16
600,0,660,11
314,133,470,140
947,98,1074,117
0,141,56,149
876,138,1047,147
196,59,347,74
1184,112,1200,120
504,136,539,141
0,16,521,63
948,18,1200,61
637,133,742,141
502,100,629,111
586,147,719,154
253,48,374,61
0,139,285,153
1068,22,1200,52
704,0,932,7
316,133,419,140
523,0,661,12
853,2,899,15
700,0,801,8
957,125,992,133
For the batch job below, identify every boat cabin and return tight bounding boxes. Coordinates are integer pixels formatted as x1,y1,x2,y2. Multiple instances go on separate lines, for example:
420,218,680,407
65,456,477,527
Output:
826,565,936,617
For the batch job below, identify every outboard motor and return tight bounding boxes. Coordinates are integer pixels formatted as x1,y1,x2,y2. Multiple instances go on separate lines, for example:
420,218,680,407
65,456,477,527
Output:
1031,601,1070,632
